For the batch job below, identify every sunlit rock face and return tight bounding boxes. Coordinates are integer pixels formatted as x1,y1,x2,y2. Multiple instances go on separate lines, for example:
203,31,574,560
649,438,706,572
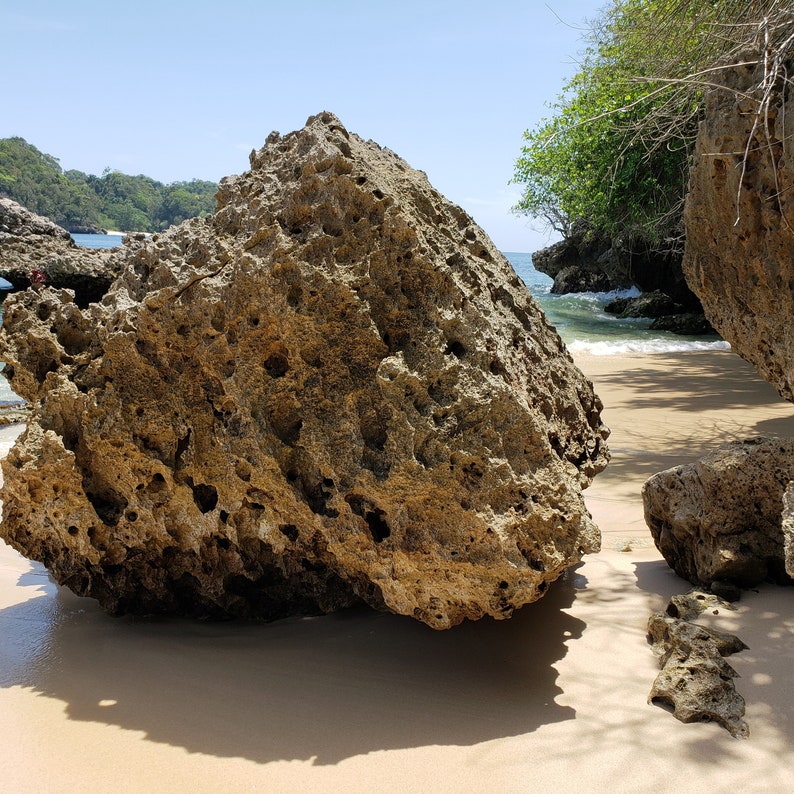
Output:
0,112,609,629
683,56,794,402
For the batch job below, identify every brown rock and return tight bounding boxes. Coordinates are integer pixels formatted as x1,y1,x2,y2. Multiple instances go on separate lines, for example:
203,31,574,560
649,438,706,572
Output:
648,604,748,739
0,112,609,628
0,198,121,305
643,437,794,587
683,55,794,401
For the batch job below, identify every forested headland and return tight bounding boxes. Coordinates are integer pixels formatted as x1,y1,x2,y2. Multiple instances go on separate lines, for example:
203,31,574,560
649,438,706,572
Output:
0,137,217,234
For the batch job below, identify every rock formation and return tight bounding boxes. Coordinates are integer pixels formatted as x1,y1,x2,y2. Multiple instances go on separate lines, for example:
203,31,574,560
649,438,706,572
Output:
0,112,609,629
683,55,794,401
643,438,794,588
533,220,708,333
0,198,121,306
604,290,715,336
648,590,748,739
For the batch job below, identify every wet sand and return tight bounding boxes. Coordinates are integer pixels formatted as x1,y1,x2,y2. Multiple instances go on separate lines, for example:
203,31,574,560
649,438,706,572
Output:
2,349,794,792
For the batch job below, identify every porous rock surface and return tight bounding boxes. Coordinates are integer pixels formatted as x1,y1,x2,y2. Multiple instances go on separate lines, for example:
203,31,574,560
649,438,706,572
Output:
648,591,748,739
0,112,609,628
683,55,794,402
0,198,121,305
643,437,794,588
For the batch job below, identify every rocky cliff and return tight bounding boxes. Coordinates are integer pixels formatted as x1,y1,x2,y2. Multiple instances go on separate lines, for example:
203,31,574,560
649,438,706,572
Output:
0,112,609,629
683,55,794,400
532,220,708,332
0,198,121,305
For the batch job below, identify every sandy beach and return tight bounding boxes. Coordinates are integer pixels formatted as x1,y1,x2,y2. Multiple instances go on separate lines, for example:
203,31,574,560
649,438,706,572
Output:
2,348,794,792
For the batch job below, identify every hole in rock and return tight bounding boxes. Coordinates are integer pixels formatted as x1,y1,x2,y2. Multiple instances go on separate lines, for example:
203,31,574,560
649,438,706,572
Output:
372,189,384,200
147,472,167,492
286,285,302,307
346,495,390,543
175,429,192,468
67,525,79,536
294,473,337,517
280,524,299,542
37,303,51,321
86,490,128,527
272,416,303,446
445,340,466,359
489,358,507,376
650,696,676,714
264,352,289,378
190,481,218,513
365,510,390,543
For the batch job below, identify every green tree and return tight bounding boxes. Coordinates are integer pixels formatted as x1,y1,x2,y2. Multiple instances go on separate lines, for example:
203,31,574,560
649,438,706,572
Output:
513,0,793,244
0,137,218,233
0,137,102,229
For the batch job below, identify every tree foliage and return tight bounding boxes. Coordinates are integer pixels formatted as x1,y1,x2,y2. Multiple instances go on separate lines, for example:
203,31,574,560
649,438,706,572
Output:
0,137,218,233
513,0,794,243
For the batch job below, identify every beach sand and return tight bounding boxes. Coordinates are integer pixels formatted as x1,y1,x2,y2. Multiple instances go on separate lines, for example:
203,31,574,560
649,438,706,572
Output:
2,348,794,792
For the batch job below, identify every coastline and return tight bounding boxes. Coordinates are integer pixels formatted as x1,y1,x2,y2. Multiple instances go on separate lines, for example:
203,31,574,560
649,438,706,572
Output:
2,348,794,791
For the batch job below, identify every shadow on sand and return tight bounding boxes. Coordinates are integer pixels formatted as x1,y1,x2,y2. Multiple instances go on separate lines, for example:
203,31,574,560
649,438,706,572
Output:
0,557,585,765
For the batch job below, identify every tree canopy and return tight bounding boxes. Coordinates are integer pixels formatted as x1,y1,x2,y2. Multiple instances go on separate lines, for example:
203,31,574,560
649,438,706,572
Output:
0,137,218,233
513,0,793,244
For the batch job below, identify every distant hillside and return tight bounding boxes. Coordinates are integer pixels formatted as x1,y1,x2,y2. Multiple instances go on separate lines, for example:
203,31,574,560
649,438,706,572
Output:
0,137,218,233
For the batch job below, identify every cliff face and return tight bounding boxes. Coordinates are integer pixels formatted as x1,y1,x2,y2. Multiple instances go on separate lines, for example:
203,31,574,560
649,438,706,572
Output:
532,221,706,328
0,112,609,629
683,56,794,400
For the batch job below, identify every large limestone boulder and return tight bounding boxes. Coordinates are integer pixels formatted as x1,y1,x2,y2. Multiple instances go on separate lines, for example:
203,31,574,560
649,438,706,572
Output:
683,56,794,401
643,438,794,588
0,112,609,629
0,198,121,305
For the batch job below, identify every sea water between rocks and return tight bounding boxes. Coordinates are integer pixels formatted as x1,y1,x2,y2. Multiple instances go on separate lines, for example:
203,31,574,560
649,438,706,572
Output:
0,240,728,408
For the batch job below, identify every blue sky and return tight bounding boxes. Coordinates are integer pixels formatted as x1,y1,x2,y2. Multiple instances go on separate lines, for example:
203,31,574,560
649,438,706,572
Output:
2,0,606,252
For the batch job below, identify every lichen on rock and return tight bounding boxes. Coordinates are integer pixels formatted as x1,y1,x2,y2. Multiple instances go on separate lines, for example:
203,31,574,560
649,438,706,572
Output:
0,112,609,628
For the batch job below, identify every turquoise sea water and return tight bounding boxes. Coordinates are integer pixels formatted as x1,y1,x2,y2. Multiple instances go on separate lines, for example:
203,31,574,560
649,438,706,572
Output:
0,238,726,407
504,251,728,356
71,233,124,249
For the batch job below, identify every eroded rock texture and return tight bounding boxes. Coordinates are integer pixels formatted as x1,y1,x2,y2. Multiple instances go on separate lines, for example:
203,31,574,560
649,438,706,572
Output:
683,55,794,401
0,198,121,305
648,591,748,739
0,112,609,628
643,438,794,588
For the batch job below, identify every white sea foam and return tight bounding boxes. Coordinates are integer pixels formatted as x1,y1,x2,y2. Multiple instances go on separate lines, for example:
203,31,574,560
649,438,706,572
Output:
567,338,731,356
